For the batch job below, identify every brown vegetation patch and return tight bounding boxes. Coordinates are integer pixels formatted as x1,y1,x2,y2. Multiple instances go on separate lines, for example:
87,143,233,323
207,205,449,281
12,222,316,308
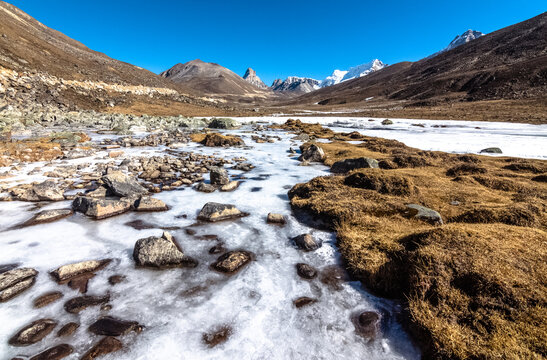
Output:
285,120,547,358
0,139,63,166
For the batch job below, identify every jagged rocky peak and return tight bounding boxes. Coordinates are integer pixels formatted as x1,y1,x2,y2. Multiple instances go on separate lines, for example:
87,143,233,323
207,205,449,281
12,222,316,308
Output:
271,76,321,93
321,59,386,87
444,29,485,51
243,68,267,89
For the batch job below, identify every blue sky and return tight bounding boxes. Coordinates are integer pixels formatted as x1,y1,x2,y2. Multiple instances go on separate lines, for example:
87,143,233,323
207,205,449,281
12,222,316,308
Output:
7,0,546,85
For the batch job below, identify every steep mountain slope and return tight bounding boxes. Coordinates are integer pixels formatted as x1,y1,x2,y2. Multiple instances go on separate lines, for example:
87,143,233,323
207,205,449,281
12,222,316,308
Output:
292,12,547,106
160,60,271,98
271,77,321,93
321,59,386,87
0,1,234,115
243,68,268,89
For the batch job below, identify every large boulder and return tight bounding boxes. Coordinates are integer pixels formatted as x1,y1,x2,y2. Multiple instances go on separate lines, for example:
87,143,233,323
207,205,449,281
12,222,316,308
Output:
9,318,58,346
195,182,217,193
480,147,503,154
81,336,122,360
210,166,229,185
208,118,241,129
72,197,131,219
299,144,325,162
197,202,248,222
405,204,443,225
331,157,379,173
101,171,147,197
0,267,38,302
133,196,168,212
23,209,73,227
292,234,322,251
296,263,317,279
211,251,253,274
133,231,195,268
267,213,286,225
14,180,65,202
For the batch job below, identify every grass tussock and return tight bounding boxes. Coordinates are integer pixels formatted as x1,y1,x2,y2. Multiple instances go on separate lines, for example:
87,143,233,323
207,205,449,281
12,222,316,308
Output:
282,120,547,359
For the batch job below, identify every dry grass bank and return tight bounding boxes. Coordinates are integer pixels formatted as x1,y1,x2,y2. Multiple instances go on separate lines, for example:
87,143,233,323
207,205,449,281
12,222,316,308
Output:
282,120,547,359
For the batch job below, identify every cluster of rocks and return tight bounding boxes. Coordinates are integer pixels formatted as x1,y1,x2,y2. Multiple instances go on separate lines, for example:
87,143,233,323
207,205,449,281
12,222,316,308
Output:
2,258,141,360
99,131,190,148
195,166,240,193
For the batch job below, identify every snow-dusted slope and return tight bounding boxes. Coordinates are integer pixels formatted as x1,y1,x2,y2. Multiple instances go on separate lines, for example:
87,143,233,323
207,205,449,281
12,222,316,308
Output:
321,59,386,87
271,76,321,93
443,30,485,52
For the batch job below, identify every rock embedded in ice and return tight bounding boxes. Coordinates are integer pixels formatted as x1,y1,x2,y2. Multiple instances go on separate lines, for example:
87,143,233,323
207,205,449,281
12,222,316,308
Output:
67,273,95,293
195,182,216,193
208,118,241,129
211,251,253,274
27,343,74,360
134,196,168,212
231,162,254,171
0,267,38,302
88,316,142,336
405,204,443,225
202,325,232,347
85,186,108,198
293,297,317,308
292,234,322,252
33,291,64,308
296,263,318,279
298,144,326,162
108,275,125,285
81,336,123,360
72,197,131,219
133,231,195,268
101,171,148,197
220,180,239,192
56,322,80,337
330,157,379,173
64,294,110,314
382,119,393,125
480,147,503,154
197,202,249,222
50,259,111,283
9,318,58,346
13,180,66,202
23,209,73,227
353,311,381,340
210,166,229,185
267,213,286,225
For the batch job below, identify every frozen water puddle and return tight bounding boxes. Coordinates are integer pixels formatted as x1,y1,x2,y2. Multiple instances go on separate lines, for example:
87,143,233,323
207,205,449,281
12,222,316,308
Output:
0,128,420,359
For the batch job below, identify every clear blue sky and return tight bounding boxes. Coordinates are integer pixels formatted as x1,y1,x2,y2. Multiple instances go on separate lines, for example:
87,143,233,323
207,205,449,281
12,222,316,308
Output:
7,0,546,85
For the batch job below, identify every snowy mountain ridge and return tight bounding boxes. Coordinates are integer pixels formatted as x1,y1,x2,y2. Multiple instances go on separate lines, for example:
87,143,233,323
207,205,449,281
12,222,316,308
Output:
321,59,386,87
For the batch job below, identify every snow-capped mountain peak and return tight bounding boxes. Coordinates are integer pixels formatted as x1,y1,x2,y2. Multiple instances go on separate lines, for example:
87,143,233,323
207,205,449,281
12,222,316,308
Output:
443,29,485,52
242,67,267,89
321,59,386,87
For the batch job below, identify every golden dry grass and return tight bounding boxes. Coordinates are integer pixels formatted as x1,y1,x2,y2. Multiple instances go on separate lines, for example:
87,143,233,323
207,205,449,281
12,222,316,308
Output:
282,120,547,358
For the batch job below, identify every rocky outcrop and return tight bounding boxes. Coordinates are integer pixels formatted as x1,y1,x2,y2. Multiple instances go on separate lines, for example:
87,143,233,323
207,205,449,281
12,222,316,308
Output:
330,157,379,173
211,251,253,274
102,171,148,197
210,166,229,185
9,318,57,346
72,197,131,219
197,202,248,222
133,231,195,268
0,267,38,302
299,144,325,162
12,180,65,201
208,118,241,129
242,68,268,89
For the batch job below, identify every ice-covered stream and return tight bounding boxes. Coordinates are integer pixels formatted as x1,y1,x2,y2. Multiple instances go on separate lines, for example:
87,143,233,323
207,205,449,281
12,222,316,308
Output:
0,128,420,359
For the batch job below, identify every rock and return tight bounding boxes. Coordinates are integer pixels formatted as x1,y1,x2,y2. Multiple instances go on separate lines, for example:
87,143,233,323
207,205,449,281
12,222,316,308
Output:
86,186,108,198
210,166,229,185
330,157,379,173
15,181,65,202
292,234,322,251
0,267,38,302
29,344,74,360
267,213,286,225
480,147,502,154
293,297,317,308
101,171,147,197
108,150,124,158
81,336,123,360
134,196,168,212
108,275,125,285
209,244,226,254
202,326,232,347
72,197,131,219
133,231,195,268
405,204,443,225
9,319,57,346
67,273,95,293
353,311,381,340
197,202,248,222
57,322,79,337
64,295,110,314
199,133,244,147
232,162,254,171
319,265,350,291
33,291,63,308
23,209,73,226
88,316,142,336
220,181,239,192
298,144,325,162
50,259,111,283
211,251,253,274
208,118,241,129
382,119,393,125
296,263,317,279
195,182,216,193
